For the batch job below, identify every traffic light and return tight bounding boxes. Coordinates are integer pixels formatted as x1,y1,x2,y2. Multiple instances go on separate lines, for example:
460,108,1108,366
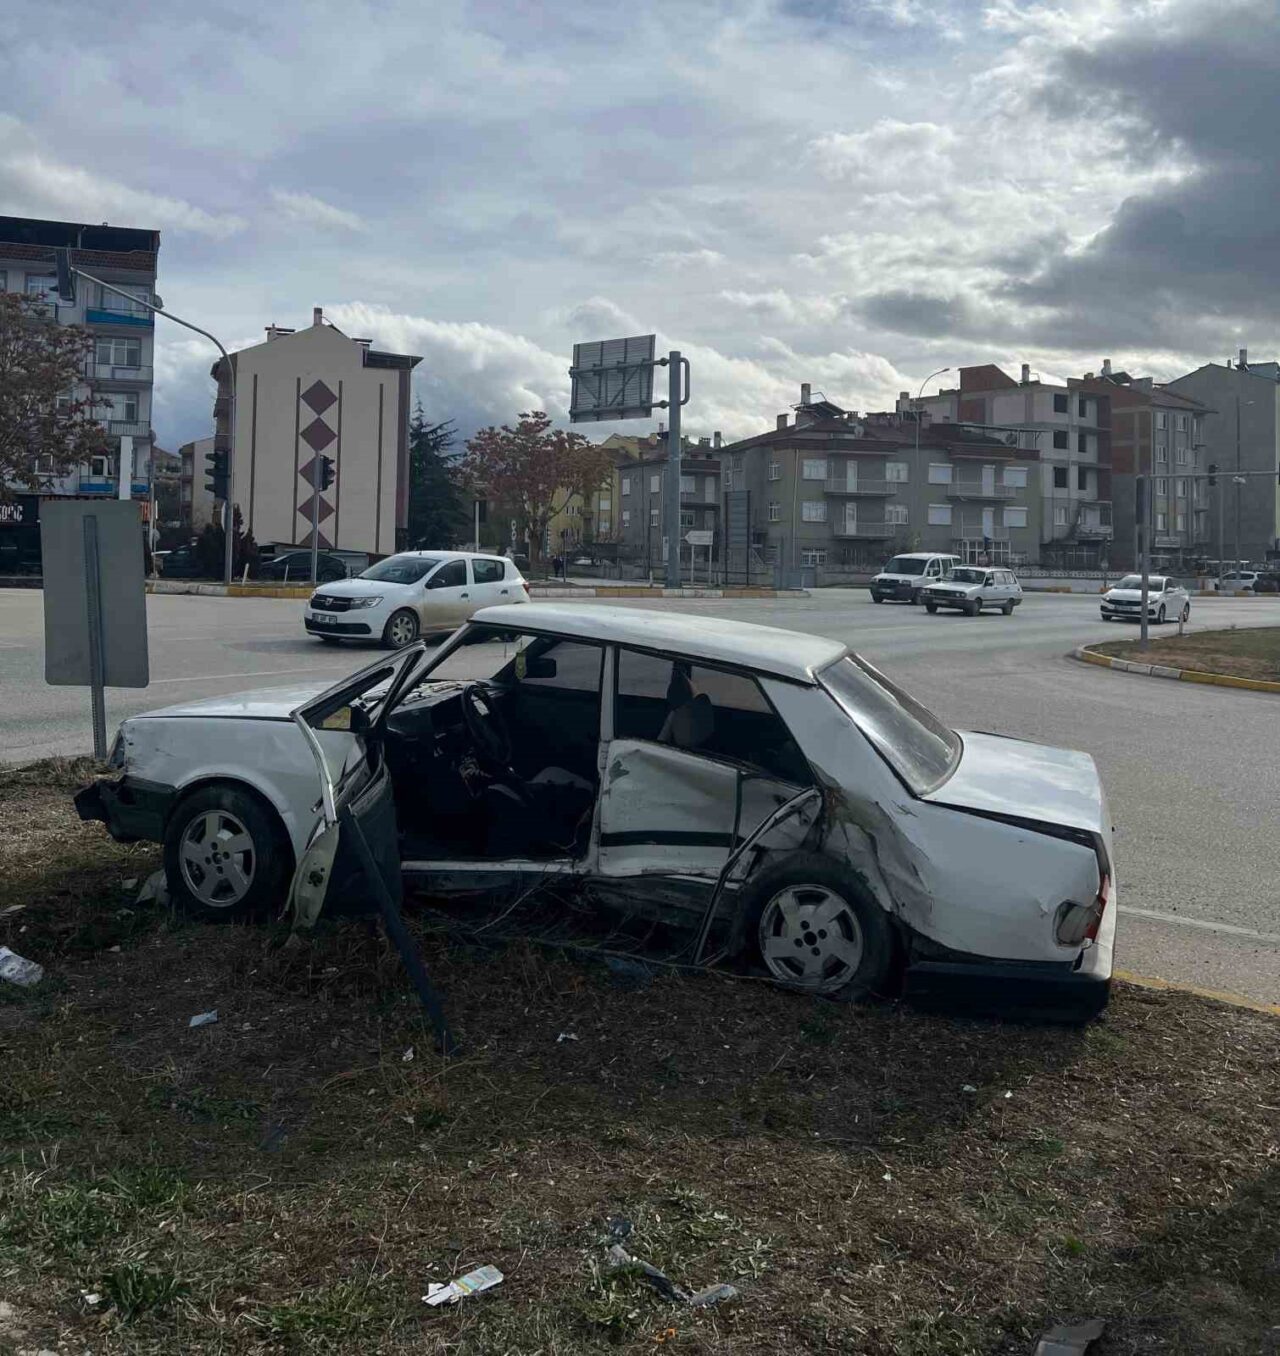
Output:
204,447,229,500
1208,462,1218,489
319,455,335,491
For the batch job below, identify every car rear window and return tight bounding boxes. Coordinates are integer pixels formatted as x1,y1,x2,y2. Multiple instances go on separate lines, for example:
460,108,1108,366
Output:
473,558,506,583
819,656,961,795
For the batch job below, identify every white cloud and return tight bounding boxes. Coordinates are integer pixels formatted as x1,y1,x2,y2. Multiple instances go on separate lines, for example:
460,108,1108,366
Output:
268,190,367,233
646,248,725,270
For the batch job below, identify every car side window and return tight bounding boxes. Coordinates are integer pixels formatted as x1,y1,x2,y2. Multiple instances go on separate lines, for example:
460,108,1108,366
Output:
473,558,505,584
428,560,466,589
614,648,810,784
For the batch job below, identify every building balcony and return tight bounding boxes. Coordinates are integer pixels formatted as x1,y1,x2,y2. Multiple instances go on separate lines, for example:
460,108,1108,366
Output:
680,491,720,507
1153,534,1183,548
86,307,154,329
832,523,897,539
946,482,1019,500
105,420,151,439
87,362,152,384
823,478,895,496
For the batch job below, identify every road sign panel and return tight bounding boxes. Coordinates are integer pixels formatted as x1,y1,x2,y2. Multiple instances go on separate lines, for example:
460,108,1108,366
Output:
569,334,656,423
685,529,714,546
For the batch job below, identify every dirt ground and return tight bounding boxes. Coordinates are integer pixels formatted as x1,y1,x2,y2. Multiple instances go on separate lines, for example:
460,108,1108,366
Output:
1092,624,1280,682
2,760,1278,1355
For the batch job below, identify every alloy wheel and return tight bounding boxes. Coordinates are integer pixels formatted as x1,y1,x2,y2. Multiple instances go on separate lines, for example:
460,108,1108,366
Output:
179,809,255,908
387,611,418,648
758,884,864,993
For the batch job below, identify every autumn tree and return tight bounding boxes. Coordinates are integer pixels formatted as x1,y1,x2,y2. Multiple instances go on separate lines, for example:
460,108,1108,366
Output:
406,401,467,548
459,411,613,563
0,291,106,495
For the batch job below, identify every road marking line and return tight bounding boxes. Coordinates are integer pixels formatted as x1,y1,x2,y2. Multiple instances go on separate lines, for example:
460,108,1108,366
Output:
1118,904,1280,945
1116,969,1280,1017
147,665,351,685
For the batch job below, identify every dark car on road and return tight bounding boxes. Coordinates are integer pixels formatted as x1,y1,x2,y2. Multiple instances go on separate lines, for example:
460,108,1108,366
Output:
256,551,350,584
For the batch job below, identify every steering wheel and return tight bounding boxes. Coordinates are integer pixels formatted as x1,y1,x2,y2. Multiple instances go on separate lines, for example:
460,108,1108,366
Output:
461,682,513,771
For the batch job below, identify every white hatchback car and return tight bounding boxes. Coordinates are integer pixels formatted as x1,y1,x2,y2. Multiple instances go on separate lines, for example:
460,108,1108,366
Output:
1100,575,1191,624
923,566,1023,616
305,551,528,648
78,605,1116,1020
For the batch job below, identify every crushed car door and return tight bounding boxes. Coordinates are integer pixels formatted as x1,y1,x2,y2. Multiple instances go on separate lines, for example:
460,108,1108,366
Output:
597,648,814,879
288,643,425,925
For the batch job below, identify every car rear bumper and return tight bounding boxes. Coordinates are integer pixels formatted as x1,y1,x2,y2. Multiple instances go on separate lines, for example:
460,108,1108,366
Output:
75,775,174,845
904,958,1111,1022
305,616,374,636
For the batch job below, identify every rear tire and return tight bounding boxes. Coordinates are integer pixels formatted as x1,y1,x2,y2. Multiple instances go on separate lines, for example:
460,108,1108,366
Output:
1002,601,1015,615
163,784,293,924
382,608,420,649
739,853,896,1000
1157,604,1167,624
910,590,921,605
924,602,937,614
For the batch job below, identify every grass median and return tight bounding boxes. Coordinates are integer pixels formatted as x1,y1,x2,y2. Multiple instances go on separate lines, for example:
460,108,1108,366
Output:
2,760,1278,1354
1092,624,1280,682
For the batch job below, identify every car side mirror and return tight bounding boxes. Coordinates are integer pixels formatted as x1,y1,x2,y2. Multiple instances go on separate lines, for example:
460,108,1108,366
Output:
350,705,371,735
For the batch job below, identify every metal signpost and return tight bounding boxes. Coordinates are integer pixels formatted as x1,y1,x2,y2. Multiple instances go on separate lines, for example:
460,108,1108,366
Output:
41,500,149,758
570,334,690,587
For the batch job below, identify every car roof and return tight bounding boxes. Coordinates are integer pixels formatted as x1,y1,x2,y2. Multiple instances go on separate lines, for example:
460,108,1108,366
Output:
889,551,957,561
470,603,848,684
395,550,510,560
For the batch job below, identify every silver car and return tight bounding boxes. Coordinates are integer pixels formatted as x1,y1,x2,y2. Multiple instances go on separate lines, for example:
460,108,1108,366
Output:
923,566,1023,616
1100,575,1191,623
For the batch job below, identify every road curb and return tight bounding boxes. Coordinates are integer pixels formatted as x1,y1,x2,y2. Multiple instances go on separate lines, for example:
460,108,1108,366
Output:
143,580,808,601
1116,970,1280,1018
1073,644,1280,694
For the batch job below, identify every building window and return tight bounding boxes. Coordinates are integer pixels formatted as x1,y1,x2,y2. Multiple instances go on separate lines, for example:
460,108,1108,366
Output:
649,474,660,493
598,496,611,511
928,463,952,485
680,511,695,528
927,503,952,526
1156,445,1168,464
1054,506,1068,526
1176,414,1187,431
1004,506,1028,529
1077,432,1088,455
1176,445,1188,465
597,516,611,534
34,452,57,474
1155,411,1168,430
680,475,696,494
1053,393,1069,414
650,508,660,526
1052,430,1069,450
1002,466,1027,488
1077,466,1088,491
801,549,826,568
1175,478,1187,497
105,392,139,424
801,458,827,480
1176,511,1186,531
621,476,631,496
94,282,150,316
89,454,111,479
885,461,908,483
800,500,827,523
768,501,781,522
1078,397,1088,418
1156,511,1167,531
1053,466,1068,489
96,337,143,368
886,503,907,525
768,461,781,481
622,509,631,526
25,274,57,299
1155,477,1168,495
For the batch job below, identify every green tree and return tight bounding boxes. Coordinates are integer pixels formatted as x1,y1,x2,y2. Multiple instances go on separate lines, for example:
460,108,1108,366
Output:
406,401,466,548
0,290,107,495
195,505,258,579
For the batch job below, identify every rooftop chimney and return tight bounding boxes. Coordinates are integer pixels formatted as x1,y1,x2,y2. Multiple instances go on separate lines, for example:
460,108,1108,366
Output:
1101,357,1112,377
800,382,811,406
713,431,722,449
312,306,324,327
1239,347,1249,370
777,413,789,430
1020,363,1031,385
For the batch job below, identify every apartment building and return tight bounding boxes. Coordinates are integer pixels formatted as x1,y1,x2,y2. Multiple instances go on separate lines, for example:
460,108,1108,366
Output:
719,389,1041,582
1074,363,1209,571
1167,350,1280,565
614,436,723,577
178,435,219,533
916,364,1112,568
212,308,421,556
0,214,160,502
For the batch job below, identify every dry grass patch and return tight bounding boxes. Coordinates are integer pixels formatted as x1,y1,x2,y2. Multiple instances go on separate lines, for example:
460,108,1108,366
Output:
1092,625,1280,682
1,761,1277,1354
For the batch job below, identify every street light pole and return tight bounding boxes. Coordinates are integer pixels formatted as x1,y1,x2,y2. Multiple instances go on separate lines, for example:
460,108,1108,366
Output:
63,264,236,587
914,367,951,453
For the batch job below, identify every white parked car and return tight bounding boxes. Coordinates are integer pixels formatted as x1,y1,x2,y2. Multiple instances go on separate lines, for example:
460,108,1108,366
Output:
923,566,1023,616
304,551,528,648
869,553,962,605
1100,575,1190,623
1220,570,1259,593
76,605,1115,1019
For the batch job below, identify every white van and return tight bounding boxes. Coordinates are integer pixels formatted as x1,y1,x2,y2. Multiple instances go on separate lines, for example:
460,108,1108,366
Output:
869,552,961,605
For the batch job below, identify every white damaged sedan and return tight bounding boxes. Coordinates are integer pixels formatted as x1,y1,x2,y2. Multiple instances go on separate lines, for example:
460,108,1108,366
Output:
77,605,1115,1019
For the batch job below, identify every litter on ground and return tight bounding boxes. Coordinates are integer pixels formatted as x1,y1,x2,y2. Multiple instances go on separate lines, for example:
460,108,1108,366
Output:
0,947,43,988
423,1264,504,1306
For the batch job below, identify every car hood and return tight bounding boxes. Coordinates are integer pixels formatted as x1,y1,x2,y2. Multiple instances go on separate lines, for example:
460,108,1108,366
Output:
132,682,333,722
1103,588,1159,601
874,573,925,583
928,582,978,594
310,578,410,599
924,730,1106,834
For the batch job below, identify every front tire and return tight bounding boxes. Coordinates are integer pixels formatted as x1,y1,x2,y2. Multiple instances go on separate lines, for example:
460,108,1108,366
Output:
382,608,420,649
163,784,293,924
966,600,980,616
924,602,937,614
740,853,896,999
910,590,921,605
1002,601,1015,615
871,594,884,604
1180,603,1190,622
1156,604,1167,624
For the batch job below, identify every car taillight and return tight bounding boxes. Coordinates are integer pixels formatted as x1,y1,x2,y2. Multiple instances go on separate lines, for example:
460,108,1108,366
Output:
521,581,530,595
1054,842,1111,947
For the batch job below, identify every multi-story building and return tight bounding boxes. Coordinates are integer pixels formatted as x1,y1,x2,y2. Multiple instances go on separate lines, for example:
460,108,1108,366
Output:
178,435,219,534
213,308,421,556
1166,349,1280,566
1074,362,1209,571
719,388,1041,583
915,364,1113,568
0,214,160,503
614,436,723,578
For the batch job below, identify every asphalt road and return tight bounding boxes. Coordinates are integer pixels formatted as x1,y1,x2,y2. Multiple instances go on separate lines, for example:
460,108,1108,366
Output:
2,586,1278,1004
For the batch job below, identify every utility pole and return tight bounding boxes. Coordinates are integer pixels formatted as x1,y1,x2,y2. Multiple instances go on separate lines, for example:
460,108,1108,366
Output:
915,367,951,454
1138,473,1150,649
664,351,683,588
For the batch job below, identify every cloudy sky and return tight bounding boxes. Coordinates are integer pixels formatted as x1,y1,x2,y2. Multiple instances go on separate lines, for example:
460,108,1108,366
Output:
3,0,1276,449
